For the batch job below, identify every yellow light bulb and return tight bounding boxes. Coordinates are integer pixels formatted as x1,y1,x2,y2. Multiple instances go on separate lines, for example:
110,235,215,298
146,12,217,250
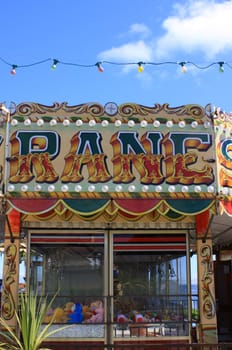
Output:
138,64,144,73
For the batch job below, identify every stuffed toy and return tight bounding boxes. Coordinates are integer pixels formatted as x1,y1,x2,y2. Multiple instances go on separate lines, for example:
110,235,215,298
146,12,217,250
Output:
132,311,145,323
113,264,119,279
53,307,65,323
150,312,161,323
63,302,76,322
86,300,104,323
163,308,170,320
43,307,54,323
82,304,93,321
135,313,144,322
114,282,123,296
68,303,84,323
117,313,128,323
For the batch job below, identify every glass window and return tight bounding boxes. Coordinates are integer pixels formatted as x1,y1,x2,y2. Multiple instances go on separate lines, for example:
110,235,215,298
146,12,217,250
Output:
113,234,188,326
30,234,104,324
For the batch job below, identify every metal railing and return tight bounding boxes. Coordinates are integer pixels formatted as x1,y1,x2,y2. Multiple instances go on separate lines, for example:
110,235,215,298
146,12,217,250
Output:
112,320,189,337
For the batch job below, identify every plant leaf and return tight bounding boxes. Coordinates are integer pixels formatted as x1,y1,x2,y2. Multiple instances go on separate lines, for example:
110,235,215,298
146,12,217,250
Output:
0,289,71,350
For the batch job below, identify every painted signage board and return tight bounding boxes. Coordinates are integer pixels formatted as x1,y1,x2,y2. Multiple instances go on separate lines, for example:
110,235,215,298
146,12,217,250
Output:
5,102,216,199
214,110,232,215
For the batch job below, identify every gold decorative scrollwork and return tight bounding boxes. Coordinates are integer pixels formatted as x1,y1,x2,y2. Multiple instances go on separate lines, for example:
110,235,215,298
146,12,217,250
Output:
86,103,104,117
162,103,205,118
13,102,90,116
118,103,153,117
11,102,206,124
200,244,216,319
1,243,17,320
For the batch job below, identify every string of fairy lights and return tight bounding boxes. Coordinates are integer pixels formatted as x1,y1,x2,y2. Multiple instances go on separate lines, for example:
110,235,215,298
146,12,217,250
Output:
0,56,232,75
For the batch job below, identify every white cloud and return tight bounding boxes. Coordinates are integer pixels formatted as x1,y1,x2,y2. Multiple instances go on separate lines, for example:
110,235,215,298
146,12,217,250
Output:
98,1,232,65
99,40,153,62
129,23,151,38
155,0,232,58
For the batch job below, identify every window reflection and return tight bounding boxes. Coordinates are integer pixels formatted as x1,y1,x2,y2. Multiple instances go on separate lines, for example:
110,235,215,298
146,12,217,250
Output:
31,244,104,296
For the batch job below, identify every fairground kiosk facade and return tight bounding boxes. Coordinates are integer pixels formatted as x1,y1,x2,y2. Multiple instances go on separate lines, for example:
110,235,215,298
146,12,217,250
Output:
0,101,230,349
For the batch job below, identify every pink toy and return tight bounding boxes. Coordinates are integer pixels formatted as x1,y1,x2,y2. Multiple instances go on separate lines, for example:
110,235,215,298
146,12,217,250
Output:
86,301,104,323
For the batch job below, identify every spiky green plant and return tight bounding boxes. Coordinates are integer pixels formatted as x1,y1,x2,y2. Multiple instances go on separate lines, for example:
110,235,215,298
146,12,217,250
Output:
0,291,70,350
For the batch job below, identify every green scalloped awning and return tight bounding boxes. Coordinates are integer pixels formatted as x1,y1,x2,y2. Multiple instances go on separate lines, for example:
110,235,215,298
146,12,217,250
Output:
166,199,213,215
64,199,110,215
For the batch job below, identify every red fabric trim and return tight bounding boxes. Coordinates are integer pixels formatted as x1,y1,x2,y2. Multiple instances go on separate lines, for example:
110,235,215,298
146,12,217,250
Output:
113,236,186,243
9,199,57,213
114,244,186,251
31,237,104,243
114,199,159,213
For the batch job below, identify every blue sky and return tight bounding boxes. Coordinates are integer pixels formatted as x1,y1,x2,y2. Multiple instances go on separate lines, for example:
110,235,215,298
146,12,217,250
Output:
1,0,232,112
